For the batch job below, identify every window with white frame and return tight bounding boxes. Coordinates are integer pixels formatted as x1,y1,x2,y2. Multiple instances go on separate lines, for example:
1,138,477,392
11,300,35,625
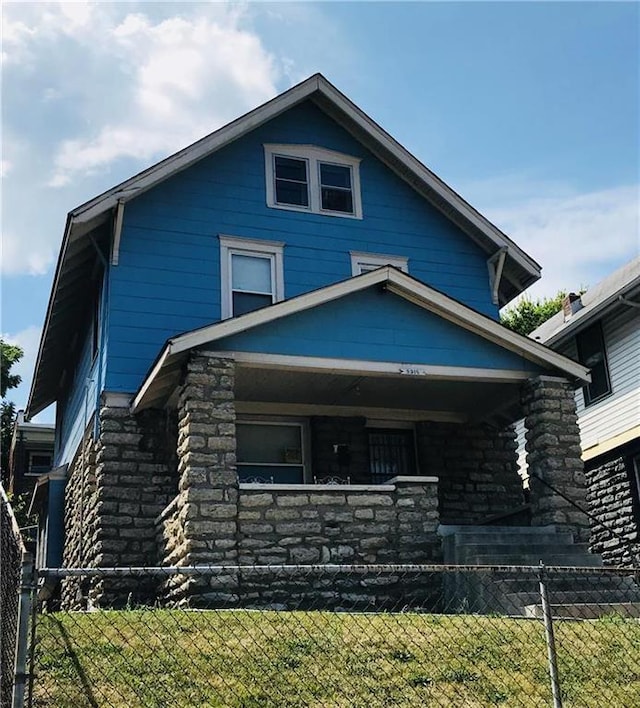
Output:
264,144,362,219
236,420,307,484
219,235,284,319
350,251,408,276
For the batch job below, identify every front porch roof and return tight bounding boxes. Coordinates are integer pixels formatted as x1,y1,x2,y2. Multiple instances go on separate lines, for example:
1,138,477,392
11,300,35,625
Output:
132,267,590,416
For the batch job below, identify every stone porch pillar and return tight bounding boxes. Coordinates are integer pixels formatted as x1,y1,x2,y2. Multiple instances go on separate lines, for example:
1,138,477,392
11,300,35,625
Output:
173,352,238,604
521,376,589,541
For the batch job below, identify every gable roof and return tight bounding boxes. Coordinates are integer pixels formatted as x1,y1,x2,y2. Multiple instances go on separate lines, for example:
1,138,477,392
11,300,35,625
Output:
132,267,589,413
27,73,542,417
530,257,640,346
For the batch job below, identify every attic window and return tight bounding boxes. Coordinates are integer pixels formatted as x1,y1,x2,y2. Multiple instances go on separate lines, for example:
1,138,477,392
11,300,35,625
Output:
265,144,362,219
350,251,408,275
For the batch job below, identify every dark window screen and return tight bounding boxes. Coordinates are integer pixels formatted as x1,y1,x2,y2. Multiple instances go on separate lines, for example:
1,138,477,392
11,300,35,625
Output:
576,323,611,405
367,429,416,483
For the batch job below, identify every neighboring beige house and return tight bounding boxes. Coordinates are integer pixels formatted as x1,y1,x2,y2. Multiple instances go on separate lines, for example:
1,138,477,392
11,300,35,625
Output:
527,257,640,565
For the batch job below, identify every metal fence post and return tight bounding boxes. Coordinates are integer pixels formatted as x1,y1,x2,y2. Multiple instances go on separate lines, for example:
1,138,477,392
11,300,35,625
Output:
538,562,562,708
12,551,34,708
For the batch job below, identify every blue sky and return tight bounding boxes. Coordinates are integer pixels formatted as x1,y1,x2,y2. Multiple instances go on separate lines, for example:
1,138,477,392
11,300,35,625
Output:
1,1,638,421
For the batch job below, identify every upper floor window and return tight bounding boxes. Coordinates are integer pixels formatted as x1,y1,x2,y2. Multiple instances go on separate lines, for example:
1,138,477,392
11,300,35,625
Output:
350,251,408,276
576,322,612,406
219,235,284,319
264,144,362,219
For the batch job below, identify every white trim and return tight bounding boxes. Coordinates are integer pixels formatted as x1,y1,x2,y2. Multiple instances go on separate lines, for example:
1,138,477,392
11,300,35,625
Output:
582,425,640,462
386,476,438,484
487,247,508,306
219,235,284,320
350,251,408,275
111,199,125,266
240,483,396,492
235,401,465,423
264,144,363,219
236,417,309,482
102,392,133,408
233,351,531,383
166,268,590,381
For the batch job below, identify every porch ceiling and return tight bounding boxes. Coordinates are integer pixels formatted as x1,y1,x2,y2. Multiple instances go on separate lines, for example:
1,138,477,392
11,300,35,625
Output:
234,365,524,425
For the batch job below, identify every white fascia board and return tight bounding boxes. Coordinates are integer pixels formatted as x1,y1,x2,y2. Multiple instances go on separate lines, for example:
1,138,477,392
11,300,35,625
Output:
166,267,589,382
169,267,388,355
232,351,530,383
384,271,591,383
69,77,325,227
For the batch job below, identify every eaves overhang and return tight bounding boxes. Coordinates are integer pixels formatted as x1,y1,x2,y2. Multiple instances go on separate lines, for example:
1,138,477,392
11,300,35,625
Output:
132,267,589,413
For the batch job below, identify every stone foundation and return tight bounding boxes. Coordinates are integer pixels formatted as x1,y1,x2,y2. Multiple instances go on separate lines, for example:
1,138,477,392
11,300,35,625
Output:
585,442,640,566
156,476,440,607
416,421,523,524
61,401,178,608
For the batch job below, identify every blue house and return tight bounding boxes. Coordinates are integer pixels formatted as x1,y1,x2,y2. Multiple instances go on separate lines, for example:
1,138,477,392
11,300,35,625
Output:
27,75,593,606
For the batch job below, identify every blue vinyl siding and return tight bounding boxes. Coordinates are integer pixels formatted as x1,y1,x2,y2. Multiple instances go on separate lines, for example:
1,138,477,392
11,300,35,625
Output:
107,100,501,393
55,269,108,466
215,288,543,373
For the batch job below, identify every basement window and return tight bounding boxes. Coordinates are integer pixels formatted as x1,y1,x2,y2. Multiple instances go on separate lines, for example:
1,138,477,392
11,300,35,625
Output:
265,144,362,219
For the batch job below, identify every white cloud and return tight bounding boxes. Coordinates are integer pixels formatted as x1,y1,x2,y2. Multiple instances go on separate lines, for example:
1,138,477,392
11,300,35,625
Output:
48,10,279,186
464,178,639,301
1,230,55,276
0,160,12,178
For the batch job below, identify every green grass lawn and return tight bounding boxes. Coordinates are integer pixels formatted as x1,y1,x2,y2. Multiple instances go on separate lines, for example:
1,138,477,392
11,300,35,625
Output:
33,609,640,707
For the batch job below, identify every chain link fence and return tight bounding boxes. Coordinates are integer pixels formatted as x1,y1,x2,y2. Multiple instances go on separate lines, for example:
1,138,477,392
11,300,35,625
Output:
24,563,640,707
1,484,32,708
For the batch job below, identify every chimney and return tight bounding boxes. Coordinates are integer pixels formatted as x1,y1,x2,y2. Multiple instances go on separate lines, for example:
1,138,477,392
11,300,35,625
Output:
562,293,583,321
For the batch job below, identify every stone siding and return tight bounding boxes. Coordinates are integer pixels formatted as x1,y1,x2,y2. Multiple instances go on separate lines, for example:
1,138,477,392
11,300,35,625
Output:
62,402,177,608
416,421,523,525
61,424,99,608
521,376,589,541
156,477,440,607
585,444,640,566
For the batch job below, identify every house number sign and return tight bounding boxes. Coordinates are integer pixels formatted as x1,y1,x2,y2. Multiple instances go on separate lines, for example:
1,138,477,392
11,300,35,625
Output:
397,367,427,376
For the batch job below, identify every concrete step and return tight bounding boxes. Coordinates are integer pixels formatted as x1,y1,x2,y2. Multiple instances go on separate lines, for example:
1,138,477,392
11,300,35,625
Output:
453,542,592,561
439,525,561,536
523,602,640,619
464,553,603,567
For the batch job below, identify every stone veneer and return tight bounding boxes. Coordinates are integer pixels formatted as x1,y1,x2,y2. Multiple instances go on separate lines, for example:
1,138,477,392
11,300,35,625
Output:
416,421,523,525
521,376,589,541
61,401,177,608
585,443,640,567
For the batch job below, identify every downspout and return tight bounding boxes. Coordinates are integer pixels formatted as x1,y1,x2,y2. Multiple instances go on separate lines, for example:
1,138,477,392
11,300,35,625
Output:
487,247,508,306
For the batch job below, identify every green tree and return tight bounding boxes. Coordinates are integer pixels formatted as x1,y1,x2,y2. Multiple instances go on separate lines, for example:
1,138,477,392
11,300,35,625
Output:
1,338,24,483
500,291,568,336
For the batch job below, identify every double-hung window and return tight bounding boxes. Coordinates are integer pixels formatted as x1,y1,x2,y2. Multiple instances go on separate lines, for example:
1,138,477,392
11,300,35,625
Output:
219,235,284,319
237,420,307,484
576,322,612,406
265,144,362,219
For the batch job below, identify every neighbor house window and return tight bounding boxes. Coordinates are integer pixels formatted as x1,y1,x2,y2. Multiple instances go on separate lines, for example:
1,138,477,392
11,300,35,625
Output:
220,235,284,319
28,453,52,476
264,144,362,219
576,322,611,406
350,251,408,276
237,421,307,484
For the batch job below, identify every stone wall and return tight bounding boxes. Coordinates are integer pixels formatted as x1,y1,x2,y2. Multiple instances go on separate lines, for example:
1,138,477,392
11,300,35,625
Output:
585,442,640,566
61,401,178,608
156,476,440,607
161,353,238,604
61,424,99,608
416,421,523,525
521,376,589,541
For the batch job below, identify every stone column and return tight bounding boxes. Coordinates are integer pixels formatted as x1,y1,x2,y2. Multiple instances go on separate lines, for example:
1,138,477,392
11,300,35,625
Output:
172,352,238,605
521,376,589,541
